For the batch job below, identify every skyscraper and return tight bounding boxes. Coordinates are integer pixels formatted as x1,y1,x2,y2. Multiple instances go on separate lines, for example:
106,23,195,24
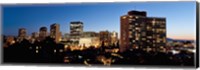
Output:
17,28,27,42
50,23,61,43
39,27,48,41
146,18,166,52
120,10,166,52
70,21,83,44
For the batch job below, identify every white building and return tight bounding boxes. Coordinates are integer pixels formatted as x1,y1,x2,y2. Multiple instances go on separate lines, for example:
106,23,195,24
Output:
79,37,100,48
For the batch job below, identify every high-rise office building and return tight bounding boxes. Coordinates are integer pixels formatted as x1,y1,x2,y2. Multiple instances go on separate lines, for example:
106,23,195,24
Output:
120,10,166,52
39,27,48,41
70,21,83,43
146,18,166,52
17,28,27,42
50,23,61,43
99,30,111,46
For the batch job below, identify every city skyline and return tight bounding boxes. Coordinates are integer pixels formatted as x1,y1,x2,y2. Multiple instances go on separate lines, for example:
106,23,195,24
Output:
2,2,197,66
2,2,196,40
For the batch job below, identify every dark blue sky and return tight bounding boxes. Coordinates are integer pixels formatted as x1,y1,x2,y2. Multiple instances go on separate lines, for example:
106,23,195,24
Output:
2,2,196,40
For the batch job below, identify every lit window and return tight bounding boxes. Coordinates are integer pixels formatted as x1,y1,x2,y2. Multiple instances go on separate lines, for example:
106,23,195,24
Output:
160,46,164,49
142,38,146,41
153,40,155,43
142,32,146,36
122,16,126,19
135,23,138,25
54,49,57,53
36,50,39,53
36,46,39,49
136,16,139,19
59,49,63,52
147,36,152,39
157,40,160,43
136,37,139,40
129,31,132,34
136,27,139,30
129,35,132,38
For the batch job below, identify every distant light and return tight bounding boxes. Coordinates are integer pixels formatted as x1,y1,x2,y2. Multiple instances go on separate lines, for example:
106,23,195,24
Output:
29,47,32,50
54,49,57,53
188,49,195,53
64,59,70,63
112,59,115,62
78,55,82,59
36,50,39,53
36,46,39,49
59,49,63,52
86,59,90,61
122,16,126,19
84,60,91,66
172,50,180,54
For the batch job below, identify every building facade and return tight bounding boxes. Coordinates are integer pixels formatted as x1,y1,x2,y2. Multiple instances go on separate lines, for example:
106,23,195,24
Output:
39,27,48,41
32,32,39,39
79,37,100,48
17,28,27,42
120,10,166,52
70,21,83,44
79,31,100,47
111,31,118,46
99,31,112,47
50,23,62,43
30,32,39,43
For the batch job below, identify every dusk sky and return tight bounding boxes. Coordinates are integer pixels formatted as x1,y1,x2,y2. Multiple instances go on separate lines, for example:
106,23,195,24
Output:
2,2,196,40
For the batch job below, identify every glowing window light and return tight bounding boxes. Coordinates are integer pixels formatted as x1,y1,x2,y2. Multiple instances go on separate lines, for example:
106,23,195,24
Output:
54,49,57,53
36,46,39,49
36,50,39,53
122,16,126,19
59,49,63,52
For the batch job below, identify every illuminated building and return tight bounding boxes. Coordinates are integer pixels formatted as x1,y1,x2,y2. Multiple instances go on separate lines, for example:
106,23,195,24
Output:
81,31,98,37
70,21,83,44
79,37,100,47
99,30,111,46
32,32,39,39
17,28,27,42
120,10,166,52
111,31,118,46
30,32,39,43
63,33,70,41
39,27,48,41
79,31,100,47
5,36,15,46
50,23,62,43
146,18,166,51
